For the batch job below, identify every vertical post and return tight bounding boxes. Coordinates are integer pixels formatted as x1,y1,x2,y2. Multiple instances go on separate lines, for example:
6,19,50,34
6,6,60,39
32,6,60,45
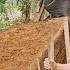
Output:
48,40,54,70
63,16,70,63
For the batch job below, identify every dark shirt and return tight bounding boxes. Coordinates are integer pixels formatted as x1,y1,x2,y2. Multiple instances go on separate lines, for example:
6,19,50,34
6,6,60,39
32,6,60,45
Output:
40,0,69,17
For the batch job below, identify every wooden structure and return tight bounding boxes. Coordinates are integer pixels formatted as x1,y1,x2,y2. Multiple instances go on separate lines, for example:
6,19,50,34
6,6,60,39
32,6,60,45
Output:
48,16,70,70
37,16,70,70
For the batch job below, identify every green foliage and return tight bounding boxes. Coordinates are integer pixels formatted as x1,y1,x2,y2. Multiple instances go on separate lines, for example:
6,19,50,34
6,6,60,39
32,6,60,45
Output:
0,0,7,14
17,0,31,20
0,0,50,29
0,20,10,29
17,0,31,12
0,0,7,4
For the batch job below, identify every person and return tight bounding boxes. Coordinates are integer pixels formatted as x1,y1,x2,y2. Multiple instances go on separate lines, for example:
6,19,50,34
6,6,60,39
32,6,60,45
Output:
38,0,69,19
44,58,70,70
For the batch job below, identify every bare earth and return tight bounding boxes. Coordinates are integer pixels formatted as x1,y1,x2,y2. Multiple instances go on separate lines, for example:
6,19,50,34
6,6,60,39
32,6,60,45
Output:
0,18,62,70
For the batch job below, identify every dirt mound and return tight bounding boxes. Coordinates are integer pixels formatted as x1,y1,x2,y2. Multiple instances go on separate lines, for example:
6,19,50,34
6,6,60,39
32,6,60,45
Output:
0,18,64,70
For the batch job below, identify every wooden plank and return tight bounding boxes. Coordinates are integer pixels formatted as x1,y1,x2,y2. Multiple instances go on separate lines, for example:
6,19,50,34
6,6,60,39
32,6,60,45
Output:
63,17,70,63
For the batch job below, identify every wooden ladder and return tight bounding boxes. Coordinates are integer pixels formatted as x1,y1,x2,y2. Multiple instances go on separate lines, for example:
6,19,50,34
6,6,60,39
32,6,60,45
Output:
48,16,70,70
37,17,70,70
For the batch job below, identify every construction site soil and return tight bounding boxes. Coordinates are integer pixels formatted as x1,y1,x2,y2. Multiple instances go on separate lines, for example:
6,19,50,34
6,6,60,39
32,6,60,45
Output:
0,18,66,70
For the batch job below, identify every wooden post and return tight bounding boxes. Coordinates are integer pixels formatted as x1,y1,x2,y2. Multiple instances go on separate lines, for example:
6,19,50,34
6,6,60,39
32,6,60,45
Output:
63,17,70,63
48,39,54,70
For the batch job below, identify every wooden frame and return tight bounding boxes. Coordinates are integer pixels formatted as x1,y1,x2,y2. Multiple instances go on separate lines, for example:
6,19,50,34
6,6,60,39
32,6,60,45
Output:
48,17,70,70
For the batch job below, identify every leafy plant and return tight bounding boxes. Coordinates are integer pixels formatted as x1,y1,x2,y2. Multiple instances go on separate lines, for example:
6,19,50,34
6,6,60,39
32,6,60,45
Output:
16,0,31,21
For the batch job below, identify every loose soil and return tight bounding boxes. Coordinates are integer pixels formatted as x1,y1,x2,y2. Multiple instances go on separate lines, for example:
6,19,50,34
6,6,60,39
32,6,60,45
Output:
0,18,64,70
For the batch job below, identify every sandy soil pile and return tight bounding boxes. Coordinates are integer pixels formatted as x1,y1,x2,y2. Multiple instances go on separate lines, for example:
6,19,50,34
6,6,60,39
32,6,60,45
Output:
0,18,63,70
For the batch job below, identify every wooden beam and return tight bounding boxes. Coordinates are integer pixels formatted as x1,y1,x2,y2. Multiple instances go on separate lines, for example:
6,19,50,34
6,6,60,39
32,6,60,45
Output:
63,17,70,63
53,25,64,41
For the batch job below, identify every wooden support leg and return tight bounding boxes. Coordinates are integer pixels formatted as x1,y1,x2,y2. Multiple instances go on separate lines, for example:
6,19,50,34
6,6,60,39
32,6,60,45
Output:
48,40,55,70
63,17,70,63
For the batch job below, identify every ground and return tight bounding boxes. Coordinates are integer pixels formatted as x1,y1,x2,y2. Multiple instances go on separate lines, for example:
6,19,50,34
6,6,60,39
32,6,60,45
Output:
0,18,62,70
